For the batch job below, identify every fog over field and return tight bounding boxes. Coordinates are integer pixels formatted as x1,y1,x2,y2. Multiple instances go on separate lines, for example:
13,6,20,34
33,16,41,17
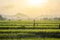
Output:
0,0,60,40
0,0,60,19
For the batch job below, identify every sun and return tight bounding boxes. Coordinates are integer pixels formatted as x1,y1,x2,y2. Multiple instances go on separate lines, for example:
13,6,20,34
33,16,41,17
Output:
27,0,48,7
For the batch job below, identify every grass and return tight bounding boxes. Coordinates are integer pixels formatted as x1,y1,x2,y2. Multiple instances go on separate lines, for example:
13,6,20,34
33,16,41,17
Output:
0,29,60,33
0,20,60,29
0,38,60,40
0,20,60,40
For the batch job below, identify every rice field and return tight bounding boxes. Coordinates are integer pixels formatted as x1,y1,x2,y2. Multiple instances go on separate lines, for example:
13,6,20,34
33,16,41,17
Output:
0,20,60,40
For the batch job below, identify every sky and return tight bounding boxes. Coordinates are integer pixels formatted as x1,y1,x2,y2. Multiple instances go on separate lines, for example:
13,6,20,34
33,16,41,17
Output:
0,0,60,18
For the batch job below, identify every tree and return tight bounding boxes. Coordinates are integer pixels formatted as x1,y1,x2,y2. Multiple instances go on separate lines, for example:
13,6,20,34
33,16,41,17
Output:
0,15,5,20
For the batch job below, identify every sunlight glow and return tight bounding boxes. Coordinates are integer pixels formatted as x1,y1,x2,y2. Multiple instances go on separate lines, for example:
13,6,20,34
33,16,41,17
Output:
27,0,48,7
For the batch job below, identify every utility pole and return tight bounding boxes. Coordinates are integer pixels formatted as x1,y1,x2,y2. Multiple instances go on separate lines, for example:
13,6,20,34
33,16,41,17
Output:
59,24,60,29
33,19,35,28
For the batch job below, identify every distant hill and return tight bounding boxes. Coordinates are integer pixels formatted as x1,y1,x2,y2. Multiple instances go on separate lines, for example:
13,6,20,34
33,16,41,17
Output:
0,13,60,20
35,15,60,20
1,13,31,20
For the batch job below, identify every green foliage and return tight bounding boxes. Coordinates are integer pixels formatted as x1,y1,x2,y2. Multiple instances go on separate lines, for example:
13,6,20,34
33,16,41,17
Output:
0,20,60,40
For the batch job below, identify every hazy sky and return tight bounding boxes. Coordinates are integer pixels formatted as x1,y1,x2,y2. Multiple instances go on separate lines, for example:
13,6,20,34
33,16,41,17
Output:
0,0,60,18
